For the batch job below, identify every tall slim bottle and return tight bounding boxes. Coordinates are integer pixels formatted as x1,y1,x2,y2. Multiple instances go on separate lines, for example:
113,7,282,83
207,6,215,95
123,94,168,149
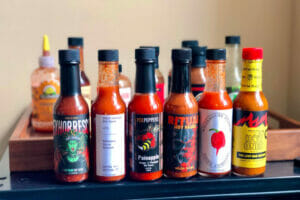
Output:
128,48,163,181
53,49,90,183
92,50,126,182
68,37,91,110
225,36,242,101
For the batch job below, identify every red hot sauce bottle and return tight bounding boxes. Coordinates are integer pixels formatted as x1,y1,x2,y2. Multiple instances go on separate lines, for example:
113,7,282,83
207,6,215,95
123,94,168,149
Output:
198,49,233,177
164,49,198,179
53,49,90,183
128,48,163,181
91,50,126,182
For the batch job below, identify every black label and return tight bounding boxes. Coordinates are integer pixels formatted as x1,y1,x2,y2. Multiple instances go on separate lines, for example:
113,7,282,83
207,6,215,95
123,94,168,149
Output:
163,113,198,172
53,114,89,175
191,84,205,97
129,113,162,173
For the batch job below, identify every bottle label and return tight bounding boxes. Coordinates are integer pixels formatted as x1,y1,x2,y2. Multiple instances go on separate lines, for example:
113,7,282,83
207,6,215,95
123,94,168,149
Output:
31,80,60,129
119,87,131,107
232,109,268,168
191,84,205,98
240,60,262,92
226,86,240,101
198,108,232,173
129,113,162,173
156,83,165,105
95,114,125,177
81,85,91,110
53,114,89,175
164,113,198,173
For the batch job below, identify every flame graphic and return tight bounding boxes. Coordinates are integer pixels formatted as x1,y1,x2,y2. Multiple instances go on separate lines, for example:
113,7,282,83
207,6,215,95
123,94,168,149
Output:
234,112,267,127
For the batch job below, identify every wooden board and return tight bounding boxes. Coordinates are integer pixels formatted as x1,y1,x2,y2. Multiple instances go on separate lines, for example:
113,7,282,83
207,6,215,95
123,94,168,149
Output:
8,107,300,172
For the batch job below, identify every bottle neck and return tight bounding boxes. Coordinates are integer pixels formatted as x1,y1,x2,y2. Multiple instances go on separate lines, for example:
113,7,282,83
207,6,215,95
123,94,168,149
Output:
226,44,241,70
171,62,191,93
240,59,263,92
69,45,84,71
135,61,156,93
98,61,119,91
60,64,81,96
205,60,226,92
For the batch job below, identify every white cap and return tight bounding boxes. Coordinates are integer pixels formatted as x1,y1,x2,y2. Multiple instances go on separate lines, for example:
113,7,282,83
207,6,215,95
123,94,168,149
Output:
39,56,54,67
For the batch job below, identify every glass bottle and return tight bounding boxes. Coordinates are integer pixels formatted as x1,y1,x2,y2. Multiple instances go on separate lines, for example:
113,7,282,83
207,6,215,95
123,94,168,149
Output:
225,36,242,101
53,49,90,183
232,48,268,177
68,37,91,110
198,49,233,177
118,64,132,106
128,48,163,181
92,50,126,182
164,49,198,179
31,35,60,132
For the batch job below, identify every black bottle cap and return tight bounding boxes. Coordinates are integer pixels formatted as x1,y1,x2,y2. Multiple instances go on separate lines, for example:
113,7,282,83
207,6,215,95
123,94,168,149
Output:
59,49,80,65
294,157,300,168
182,40,199,48
68,37,83,47
191,46,207,67
135,48,155,63
119,64,122,72
206,49,226,60
225,36,240,44
98,49,119,62
140,46,159,57
172,48,192,63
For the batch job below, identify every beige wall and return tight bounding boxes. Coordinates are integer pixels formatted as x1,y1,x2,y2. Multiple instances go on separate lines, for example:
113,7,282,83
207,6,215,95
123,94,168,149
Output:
0,0,294,155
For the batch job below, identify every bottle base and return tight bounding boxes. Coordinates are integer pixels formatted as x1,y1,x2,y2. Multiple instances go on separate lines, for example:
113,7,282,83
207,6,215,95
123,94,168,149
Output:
94,174,125,182
130,171,162,181
164,170,197,179
198,170,230,178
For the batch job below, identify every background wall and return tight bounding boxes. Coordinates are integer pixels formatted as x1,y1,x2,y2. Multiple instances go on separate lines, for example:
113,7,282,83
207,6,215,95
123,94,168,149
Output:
0,0,295,155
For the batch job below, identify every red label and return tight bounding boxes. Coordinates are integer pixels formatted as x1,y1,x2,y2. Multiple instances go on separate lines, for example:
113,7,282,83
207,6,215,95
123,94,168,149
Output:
156,83,164,105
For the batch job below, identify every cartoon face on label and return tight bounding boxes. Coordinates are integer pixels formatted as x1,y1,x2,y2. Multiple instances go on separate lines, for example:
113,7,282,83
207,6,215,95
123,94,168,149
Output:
66,137,80,163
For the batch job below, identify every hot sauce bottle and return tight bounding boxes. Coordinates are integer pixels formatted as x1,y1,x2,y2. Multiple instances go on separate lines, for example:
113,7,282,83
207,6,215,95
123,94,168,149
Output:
128,48,163,181
168,40,199,94
225,36,242,101
31,35,60,132
68,37,91,111
118,64,132,107
190,46,207,100
92,50,126,182
140,46,164,105
198,49,233,177
53,49,90,183
232,48,268,177
164,49,198,179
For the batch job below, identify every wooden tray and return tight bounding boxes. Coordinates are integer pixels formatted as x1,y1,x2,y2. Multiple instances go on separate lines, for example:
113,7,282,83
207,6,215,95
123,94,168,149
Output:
9,107,300,172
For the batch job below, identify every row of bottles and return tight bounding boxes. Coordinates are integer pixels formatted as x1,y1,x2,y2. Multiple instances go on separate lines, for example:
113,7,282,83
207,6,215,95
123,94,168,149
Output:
51,45,267,183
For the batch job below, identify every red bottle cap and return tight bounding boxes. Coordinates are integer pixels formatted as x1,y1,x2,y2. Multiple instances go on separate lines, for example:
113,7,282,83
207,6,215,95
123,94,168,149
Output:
242,48,263,60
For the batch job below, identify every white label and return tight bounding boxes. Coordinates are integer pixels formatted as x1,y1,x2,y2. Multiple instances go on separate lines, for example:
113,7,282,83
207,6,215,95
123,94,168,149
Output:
96,114,125,177
198,108,232,173
119,87,131,106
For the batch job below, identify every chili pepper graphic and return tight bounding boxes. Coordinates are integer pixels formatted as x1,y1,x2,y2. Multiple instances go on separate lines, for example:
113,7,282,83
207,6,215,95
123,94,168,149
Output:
210,128,225,155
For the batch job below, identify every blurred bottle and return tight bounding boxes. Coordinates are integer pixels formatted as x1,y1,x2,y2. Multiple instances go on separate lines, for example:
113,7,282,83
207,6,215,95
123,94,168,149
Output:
118,64,132,106
31,35,60,132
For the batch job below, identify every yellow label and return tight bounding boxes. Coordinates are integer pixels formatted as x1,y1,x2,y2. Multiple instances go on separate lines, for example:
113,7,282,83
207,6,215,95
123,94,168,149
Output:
232,110,268,168
32,80,60,129
240,60,263,92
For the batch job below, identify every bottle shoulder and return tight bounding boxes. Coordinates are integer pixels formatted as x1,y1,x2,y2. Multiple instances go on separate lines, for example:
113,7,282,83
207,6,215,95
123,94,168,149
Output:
54,95,89,115
128,93,163,114
119,74,132,88
191,67,206,85
164,93,198,114
31,67,59,87
233,92,268,111
155,69,164,84
198,91,233,110
80,70,90,86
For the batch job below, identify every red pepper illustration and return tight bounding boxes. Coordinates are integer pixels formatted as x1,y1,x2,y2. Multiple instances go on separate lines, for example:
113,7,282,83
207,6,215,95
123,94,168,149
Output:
137,132,156,151
209,128,225,155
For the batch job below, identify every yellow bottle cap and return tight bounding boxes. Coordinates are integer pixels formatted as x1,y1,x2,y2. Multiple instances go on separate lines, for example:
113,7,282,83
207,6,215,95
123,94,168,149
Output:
43,34,50,52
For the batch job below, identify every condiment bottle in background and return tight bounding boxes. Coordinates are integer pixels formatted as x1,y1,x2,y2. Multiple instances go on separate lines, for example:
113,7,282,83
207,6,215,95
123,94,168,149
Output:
232,48,268,177
118,64,132,106
164,49,198,179
68,37,91,110
168,40,199,94
53,49,90,183
190,46,207,100
140,46,165,105
31,35,60,132
92,50,126,182
198,49,233,177
225,36,242,101
128,48,163,181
